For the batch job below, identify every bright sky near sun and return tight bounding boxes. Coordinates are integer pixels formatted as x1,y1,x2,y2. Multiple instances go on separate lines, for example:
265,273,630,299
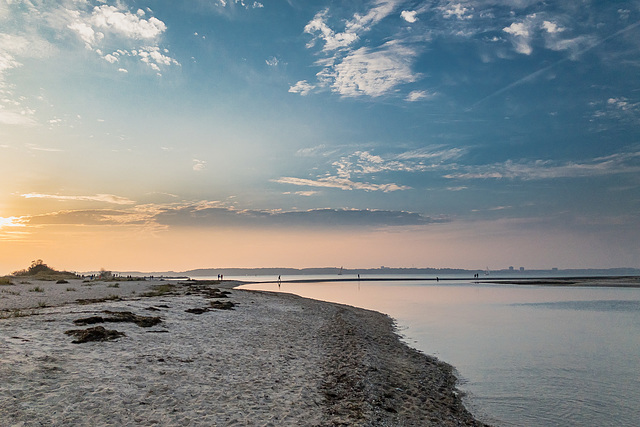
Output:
1,0,639,273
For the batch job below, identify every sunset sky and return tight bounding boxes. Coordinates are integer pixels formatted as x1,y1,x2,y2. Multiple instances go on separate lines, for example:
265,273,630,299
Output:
1,0,639,274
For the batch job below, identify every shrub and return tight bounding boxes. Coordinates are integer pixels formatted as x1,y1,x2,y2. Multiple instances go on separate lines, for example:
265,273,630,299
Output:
12,260,79,281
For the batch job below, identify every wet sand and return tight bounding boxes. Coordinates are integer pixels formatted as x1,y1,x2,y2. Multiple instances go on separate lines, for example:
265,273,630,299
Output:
1,278,488,426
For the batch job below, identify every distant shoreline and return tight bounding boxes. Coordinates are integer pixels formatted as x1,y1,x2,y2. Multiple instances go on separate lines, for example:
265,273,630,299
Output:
243,275,640,287
100,266,640,279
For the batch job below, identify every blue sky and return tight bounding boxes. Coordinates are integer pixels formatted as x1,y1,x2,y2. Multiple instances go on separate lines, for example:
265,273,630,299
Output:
0,0,639,272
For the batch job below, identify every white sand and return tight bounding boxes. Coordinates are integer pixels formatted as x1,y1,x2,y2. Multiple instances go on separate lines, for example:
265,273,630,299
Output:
0,279,487,426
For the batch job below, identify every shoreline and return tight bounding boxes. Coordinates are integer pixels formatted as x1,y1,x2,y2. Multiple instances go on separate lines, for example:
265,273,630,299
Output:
252,275,640,287
1,278,488,426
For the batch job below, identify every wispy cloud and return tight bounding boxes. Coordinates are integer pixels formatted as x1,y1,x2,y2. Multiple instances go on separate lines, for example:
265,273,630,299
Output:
193,159,207,171
21,193,136,205
275,145,466,193
273,176,410,192
591,97,640,126
405,90,437,102
444,151,640,180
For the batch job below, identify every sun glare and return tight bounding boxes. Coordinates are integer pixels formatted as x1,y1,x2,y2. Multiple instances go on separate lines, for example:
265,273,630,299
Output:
0,216,26,228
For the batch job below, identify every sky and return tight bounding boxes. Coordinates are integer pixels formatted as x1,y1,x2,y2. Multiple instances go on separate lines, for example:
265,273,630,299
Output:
1,0,639,274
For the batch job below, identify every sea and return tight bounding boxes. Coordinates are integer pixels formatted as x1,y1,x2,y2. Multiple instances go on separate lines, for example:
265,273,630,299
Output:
217,274,640,427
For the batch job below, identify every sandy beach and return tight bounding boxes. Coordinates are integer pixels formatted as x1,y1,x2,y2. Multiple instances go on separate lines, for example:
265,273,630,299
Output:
1,278,487,426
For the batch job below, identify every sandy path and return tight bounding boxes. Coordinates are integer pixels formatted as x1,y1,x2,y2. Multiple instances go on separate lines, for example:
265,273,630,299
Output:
0,280,487,426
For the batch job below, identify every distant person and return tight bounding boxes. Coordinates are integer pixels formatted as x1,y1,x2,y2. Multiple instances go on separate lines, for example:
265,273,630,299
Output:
278,275,281,287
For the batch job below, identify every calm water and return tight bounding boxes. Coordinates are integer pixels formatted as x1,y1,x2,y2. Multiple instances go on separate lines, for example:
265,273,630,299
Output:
234,277,640,427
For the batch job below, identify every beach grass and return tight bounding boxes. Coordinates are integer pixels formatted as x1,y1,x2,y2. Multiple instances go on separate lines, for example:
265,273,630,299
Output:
0,277,13,286
141,283,176,297
29,286,45,293
1,308,32,319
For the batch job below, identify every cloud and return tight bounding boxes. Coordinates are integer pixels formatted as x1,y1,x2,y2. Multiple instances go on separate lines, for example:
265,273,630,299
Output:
11,199,451,233
295,144,336,157
67,21,102,48
21,193,136,205
405,90,436,102
193,159,207,171
541,20,565,34
90,5,166,40
503,21,533,55
305,1,398,52
544,34,598,59
400,10,418,23
28,209,140,226
213,0,264,10
273,176,411,192
0,32,52,126
395,146,466,162
154,205,445,228
299,1,421,98
332,150,431,177
304,9,359,52
591,97,640,125
288,80,315,96
322,41,420,97
25,143,62,152
265,56,279,67
0,105,37,126
276,145,466,194
439,3,473,20
443,151,640,180
62,3,179,72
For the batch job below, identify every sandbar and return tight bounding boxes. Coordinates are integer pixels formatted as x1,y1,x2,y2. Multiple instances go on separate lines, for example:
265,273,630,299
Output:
1,278,488,426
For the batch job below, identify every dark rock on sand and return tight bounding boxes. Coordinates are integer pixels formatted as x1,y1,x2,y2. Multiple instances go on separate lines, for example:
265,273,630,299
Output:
73,311,161,327
64,326,125,344
103,311,162,327
185,307,209,314
73,316,105,325
209,301,235,310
